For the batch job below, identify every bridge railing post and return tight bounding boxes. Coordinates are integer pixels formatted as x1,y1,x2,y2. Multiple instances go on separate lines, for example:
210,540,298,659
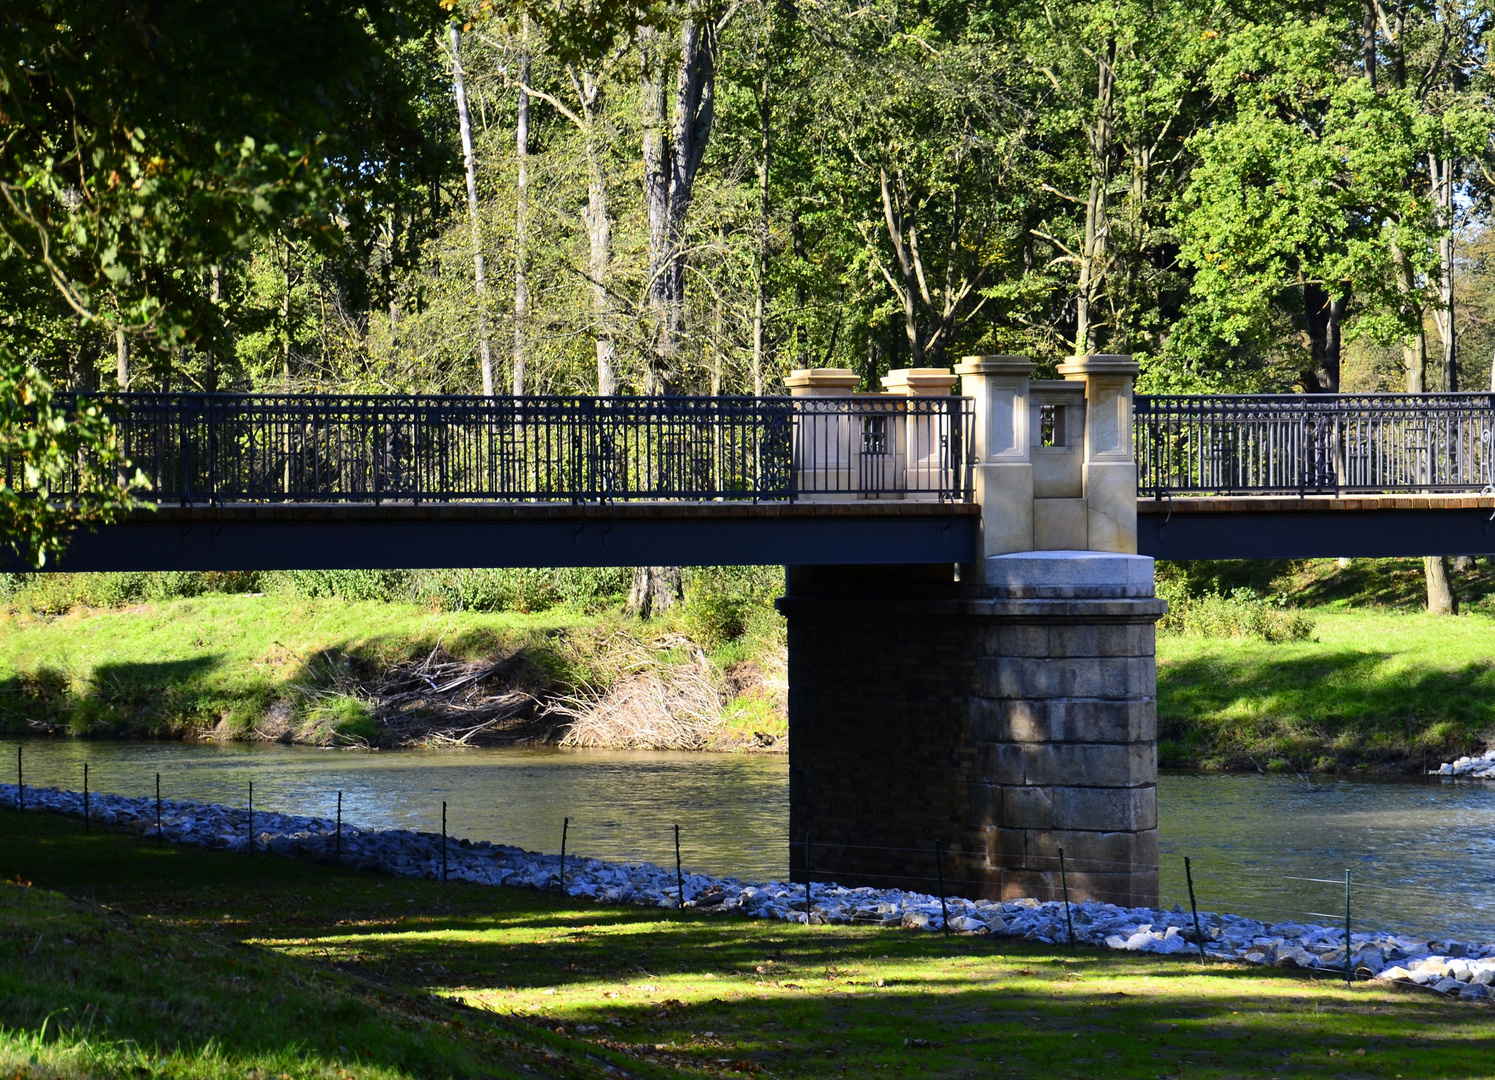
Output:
955,356,1034,569
785,368,861,498
1056,354,1139,554
881,368,959,501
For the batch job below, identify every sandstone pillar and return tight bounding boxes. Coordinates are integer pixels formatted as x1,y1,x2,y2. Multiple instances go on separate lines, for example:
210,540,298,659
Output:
954,356,1034,562
1056,354,1139,554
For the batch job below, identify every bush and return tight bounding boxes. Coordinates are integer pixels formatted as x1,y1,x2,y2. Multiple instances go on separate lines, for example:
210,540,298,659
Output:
681,566,783,649
1157,579,1315,643
1,571,262,613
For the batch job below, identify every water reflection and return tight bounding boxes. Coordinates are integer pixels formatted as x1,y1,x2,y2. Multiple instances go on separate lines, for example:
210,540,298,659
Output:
0,740,789,880
1157,771,1495,940
4,739,1494,940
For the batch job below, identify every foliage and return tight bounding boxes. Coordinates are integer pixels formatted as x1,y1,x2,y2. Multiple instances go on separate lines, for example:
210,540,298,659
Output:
1156,578,1315,643
681,565,783,648
0,355,143,567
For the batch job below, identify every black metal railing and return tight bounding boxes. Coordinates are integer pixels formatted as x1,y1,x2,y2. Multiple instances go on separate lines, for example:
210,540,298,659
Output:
1136,393,1495,496
29,393,974,505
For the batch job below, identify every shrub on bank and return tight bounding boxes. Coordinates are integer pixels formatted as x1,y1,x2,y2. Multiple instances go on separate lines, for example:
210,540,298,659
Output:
0,568,634,616
1156,576,1314,643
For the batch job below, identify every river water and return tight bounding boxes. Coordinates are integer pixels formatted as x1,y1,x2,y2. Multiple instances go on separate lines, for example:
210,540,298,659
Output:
4,739,1493,941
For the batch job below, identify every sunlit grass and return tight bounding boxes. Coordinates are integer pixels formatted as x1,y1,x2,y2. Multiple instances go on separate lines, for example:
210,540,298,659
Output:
4,810,1494,1078
1157,607,1495,770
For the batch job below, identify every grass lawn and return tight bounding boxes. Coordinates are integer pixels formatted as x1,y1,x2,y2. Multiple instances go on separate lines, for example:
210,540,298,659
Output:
4,811,1495,1079
1156,606,1495,771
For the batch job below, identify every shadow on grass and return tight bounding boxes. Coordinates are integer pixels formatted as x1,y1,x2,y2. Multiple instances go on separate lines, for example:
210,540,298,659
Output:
1158,648,1495,770
5,811,1494,1078
0,656,233,737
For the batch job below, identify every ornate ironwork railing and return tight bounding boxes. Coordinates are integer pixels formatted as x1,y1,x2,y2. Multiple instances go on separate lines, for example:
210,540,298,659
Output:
1136,393,1495,496
25,393,974,504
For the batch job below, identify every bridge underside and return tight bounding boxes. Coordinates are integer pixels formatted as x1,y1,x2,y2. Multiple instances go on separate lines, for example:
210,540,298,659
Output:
1138,495,1495,560
29,502,980,572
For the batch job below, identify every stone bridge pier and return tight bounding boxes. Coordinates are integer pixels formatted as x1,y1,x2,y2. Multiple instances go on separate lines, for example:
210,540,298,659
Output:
779,355,1165,908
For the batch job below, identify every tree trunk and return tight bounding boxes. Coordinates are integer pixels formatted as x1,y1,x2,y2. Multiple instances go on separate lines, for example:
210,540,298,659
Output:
626,566,683,618
450,23,495,396
1302,282,1345,392
575,70,617,395
751,23,771,397
641,28,673,391
1425,556,1457,614
1430,151,1456,391
640,18,718,390
115,326,129,391
1075,38,1116,355
513,24,531,396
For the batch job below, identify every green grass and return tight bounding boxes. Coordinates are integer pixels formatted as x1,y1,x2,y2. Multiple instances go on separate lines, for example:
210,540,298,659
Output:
4,811,1495,1079
0,595,597,739
1157,606,1495,771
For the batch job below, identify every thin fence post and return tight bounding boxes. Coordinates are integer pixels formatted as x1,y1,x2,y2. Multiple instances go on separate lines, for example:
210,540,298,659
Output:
83,762,89,832
441,801,448,883
335,791,342,864
934,840,949,937
248,781,254,856
559,816,568,894
803,833,811,923
674,824,684,910
15,745,21,814
1058,847,1075,948
1185,856,1206,965
155,773,162,845
1344,870,1353,990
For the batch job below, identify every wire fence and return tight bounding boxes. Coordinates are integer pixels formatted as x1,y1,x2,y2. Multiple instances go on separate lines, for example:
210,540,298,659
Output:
4,745,1490,968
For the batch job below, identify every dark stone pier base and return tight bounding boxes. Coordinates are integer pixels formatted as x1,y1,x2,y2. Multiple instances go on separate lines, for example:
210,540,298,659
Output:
777,551,1165,908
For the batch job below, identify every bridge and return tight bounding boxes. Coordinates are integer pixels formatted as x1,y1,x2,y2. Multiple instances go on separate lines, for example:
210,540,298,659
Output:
15,357,1495,912
23,375,1495,572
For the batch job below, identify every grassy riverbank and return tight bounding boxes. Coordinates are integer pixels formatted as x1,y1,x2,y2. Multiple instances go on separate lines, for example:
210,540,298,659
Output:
5,810,1494,1080
0,572,787,750
3,560,1494,770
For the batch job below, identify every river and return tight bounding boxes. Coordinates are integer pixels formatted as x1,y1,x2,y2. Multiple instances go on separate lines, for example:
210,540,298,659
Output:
4,739,1492,941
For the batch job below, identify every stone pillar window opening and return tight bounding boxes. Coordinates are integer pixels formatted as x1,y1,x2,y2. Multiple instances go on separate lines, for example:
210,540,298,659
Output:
1038,403,1065,448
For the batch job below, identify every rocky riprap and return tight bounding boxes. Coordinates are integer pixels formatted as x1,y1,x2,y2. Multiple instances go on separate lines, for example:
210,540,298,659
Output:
6,782,1491,1002
1432,749,1495,779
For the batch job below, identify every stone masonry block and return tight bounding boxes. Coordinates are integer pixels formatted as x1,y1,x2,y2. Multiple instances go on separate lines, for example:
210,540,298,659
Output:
983,624,1051,658
983,743,1026,785
985,827,1027,865
971,699,1048,742
1025,828,1160,873
1001,785,1054,829
1045,623,1154,659
1022,741,1154,787
981,656,1155,700
1051,784,1157,832
967,783,1000,828
1046,699,1156,743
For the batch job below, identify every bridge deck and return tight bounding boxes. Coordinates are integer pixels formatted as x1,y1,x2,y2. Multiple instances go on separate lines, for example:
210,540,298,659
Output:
1138,494,1495,559
38,500,981,572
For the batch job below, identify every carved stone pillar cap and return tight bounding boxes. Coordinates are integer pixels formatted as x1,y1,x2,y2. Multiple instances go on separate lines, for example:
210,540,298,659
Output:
881,368,959,396
1057,354,1139,379
784,368,861,396
954,355,1034,377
